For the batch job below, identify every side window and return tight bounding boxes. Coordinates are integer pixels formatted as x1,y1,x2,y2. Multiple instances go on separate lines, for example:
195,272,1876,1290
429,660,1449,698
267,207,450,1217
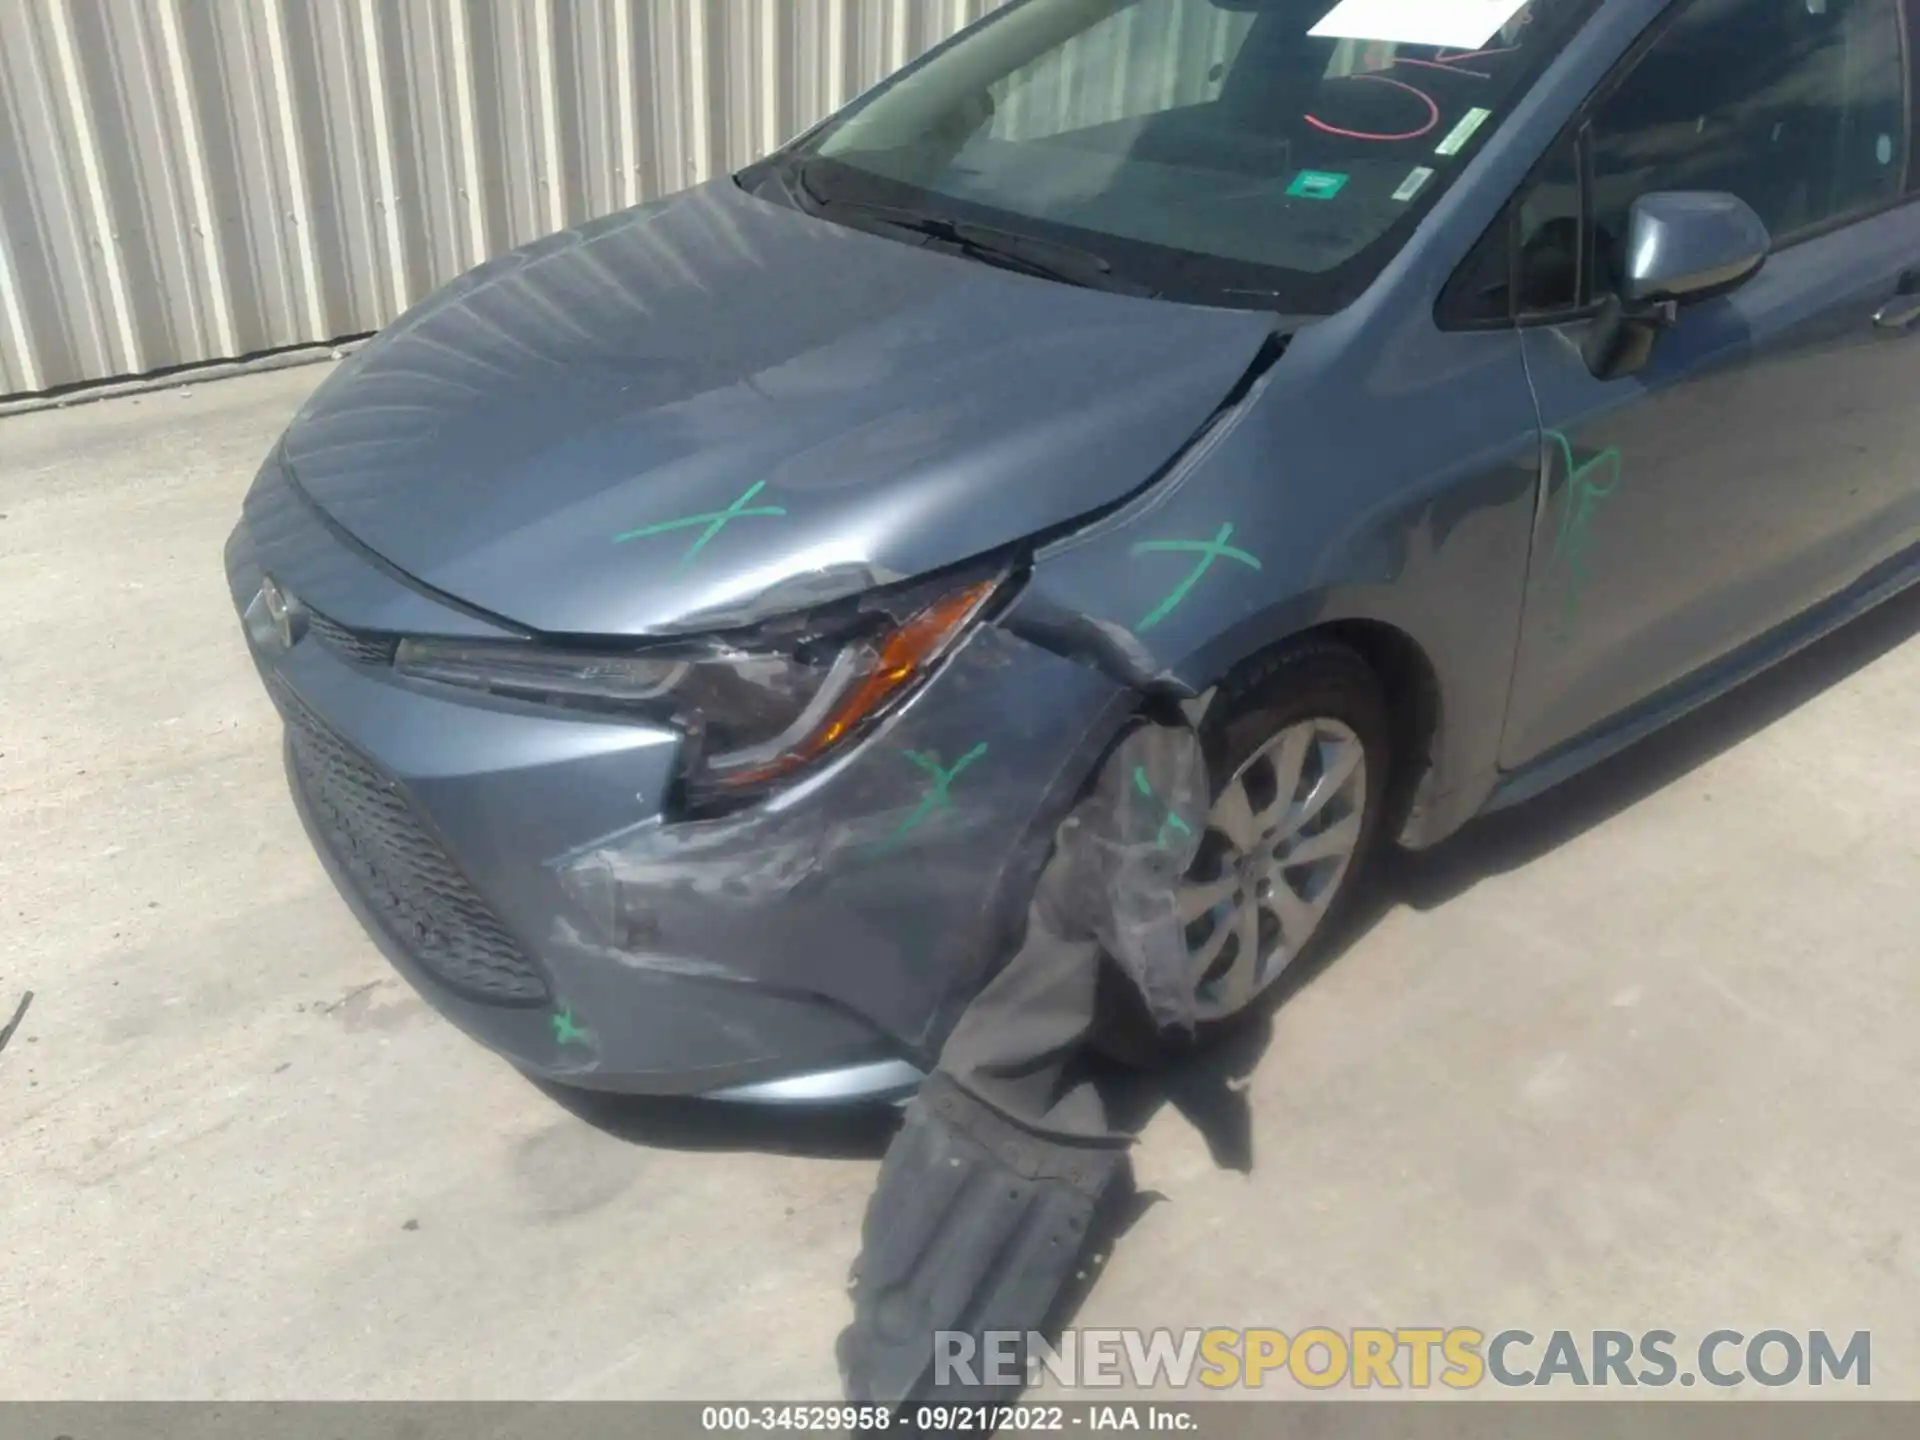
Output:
1437,132,1583,327
1437,209,1516,327
1586,0,1909,296
1515,134,1582,315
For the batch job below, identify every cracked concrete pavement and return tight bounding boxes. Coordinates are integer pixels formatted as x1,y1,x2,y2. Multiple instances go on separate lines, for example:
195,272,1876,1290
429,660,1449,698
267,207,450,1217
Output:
3,363,1917,1398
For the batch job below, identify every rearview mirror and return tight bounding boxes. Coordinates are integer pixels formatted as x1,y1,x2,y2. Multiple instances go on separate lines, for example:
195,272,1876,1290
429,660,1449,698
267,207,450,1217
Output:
1583,190,1770,381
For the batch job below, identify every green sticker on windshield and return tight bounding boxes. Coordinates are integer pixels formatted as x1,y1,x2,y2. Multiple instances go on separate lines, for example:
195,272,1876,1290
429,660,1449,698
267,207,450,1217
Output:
1392,166,1435,202
1286,169,1349,200
1435,107,1492,157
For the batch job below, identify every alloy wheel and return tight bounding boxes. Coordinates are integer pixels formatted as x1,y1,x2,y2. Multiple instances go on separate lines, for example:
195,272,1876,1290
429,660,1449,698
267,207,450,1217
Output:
1177,717,1368,1021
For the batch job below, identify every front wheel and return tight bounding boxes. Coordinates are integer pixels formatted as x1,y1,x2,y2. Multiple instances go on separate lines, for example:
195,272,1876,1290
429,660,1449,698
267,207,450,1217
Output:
1095,639,1393,1060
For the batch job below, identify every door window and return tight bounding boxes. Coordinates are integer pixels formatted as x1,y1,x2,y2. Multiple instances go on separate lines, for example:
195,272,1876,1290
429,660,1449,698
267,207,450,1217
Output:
1585,0,1910,295
1515,132,1582,314
1447,0,1911,325
1436,131,1582,325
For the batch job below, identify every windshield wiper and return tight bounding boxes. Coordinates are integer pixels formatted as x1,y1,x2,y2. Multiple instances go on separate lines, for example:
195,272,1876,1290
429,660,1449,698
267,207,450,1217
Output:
784,163,1154,297
858,206,1154,297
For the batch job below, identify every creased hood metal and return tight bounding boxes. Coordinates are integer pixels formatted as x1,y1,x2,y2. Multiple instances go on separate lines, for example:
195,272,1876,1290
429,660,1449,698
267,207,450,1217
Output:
278,179,1278,637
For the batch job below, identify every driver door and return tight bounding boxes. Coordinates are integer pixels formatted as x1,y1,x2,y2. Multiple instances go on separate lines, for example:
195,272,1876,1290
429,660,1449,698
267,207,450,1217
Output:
1496,0,1920,770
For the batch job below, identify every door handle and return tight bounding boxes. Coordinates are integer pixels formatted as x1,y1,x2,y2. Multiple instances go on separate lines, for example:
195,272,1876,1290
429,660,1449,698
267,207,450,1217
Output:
1874,270,1920,331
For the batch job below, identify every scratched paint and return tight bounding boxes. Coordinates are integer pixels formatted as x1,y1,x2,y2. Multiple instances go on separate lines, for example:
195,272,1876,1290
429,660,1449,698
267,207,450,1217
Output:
1130,522,1262,631
612,480,787,569
1545,429,1623,632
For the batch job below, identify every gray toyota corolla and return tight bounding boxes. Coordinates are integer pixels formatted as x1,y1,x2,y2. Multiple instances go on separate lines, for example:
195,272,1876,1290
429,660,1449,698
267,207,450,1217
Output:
227,0,1920,1101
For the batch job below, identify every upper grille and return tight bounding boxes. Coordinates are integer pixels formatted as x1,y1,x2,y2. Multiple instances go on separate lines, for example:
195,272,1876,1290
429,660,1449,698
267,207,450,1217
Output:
276,681,551,1006
307,610,400,668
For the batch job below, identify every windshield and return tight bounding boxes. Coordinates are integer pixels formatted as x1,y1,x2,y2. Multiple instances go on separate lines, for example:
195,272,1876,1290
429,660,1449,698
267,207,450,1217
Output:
744,0,1597,312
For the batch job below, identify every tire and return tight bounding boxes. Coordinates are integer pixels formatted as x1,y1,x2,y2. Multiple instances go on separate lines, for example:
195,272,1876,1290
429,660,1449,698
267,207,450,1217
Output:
1090,638,1394,1067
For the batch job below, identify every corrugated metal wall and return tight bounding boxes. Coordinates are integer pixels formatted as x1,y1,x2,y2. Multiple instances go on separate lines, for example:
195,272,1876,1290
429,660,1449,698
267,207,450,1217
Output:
0,0,1010,399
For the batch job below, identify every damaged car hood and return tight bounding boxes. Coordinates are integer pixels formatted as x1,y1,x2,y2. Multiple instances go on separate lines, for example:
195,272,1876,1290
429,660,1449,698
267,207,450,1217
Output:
278,179,1279,637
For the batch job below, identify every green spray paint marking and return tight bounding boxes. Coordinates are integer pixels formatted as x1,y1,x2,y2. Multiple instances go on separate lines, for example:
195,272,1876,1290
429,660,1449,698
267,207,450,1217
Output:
1132,764,1195,851
551,1008,592,1047
611,480,787,569
881,743,989,847
1130,523,1262,631
1545,430,1623,630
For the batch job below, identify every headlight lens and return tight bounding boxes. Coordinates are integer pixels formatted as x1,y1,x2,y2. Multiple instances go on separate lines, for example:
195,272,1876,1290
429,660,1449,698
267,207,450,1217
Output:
393,569,1006,802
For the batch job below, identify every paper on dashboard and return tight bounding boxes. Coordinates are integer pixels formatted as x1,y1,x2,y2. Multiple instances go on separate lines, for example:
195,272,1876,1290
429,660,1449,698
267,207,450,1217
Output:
1308,0,1531,51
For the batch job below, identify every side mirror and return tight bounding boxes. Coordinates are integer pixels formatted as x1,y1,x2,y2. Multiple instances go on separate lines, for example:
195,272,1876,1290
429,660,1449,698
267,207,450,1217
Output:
1583,191,1771,381
1624,191,1770,304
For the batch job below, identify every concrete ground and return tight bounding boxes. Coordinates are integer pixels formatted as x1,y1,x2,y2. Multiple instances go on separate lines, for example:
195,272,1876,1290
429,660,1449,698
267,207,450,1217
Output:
3,363,1917,1400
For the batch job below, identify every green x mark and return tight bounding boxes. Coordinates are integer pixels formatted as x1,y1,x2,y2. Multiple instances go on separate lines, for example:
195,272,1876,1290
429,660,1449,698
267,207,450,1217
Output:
612,480,787,569
1132,764,1195,851
881,742,989,847
1130,523,1262,631
1545,431,1624,629
551,1007,591,1047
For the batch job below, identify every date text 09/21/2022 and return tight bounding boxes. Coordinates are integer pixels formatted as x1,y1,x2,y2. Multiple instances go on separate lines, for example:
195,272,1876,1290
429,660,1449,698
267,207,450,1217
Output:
699,1405,1194,1431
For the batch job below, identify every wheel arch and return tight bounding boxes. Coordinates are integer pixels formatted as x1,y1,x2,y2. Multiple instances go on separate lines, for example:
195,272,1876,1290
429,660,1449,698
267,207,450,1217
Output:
1203,615,1442,845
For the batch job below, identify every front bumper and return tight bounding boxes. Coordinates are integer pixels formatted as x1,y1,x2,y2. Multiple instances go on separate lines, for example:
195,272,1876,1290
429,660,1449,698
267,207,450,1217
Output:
228,464,1130,1096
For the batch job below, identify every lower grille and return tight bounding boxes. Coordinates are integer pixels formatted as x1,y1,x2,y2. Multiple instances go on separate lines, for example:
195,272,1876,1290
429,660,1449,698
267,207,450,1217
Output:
276,682,551,1005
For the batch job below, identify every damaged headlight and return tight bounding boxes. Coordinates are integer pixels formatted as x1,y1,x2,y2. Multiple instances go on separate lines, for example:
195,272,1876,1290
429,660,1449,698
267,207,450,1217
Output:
393,569,1008,805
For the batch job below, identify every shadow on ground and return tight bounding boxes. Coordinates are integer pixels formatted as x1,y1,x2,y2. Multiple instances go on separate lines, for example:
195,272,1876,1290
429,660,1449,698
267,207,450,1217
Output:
1106,576,1920,1171
1379,578,1920,919
539,1081,903,1160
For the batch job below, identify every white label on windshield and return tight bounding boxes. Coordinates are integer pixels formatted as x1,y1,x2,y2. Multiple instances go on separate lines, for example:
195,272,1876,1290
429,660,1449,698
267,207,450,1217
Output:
1435,106,1493,156
1392,166,1435,202
1308,0,1530,51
